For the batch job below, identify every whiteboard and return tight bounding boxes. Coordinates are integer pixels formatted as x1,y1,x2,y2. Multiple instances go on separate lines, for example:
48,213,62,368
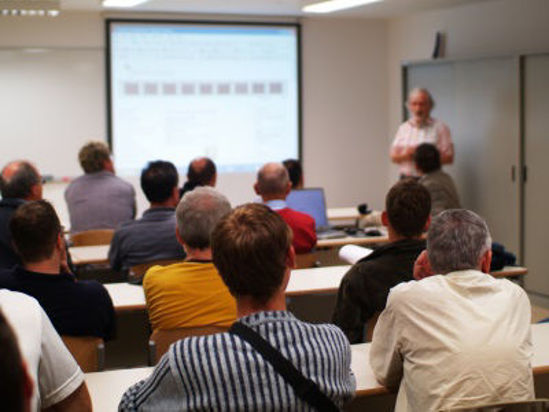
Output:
0,48,104,178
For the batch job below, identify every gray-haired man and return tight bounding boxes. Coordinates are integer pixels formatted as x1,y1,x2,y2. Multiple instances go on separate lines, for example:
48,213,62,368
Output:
370,209,534,411
142,187,237,332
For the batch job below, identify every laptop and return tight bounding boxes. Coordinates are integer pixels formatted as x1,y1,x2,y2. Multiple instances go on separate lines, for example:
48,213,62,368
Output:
286,188,347,239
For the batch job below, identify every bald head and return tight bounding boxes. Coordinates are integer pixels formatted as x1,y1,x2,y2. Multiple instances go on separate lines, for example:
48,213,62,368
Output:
0,161,41,200
187,157,216,187
254,162,291,201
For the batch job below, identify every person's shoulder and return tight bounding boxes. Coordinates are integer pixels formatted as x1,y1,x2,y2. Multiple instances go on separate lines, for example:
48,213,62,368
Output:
72,279,112,304
143,262,183,286
0,288,40,308
387,276,442,306
284,207,315,223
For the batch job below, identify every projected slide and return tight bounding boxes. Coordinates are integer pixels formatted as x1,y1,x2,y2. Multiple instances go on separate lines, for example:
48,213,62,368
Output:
108,22,300,175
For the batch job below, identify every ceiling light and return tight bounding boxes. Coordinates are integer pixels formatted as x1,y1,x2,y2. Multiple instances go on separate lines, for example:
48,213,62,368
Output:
0,0,60,17
102,0,149,7
303,0,382,13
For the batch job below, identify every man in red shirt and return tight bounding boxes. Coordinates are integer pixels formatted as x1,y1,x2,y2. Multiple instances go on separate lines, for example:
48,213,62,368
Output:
254,162,317,254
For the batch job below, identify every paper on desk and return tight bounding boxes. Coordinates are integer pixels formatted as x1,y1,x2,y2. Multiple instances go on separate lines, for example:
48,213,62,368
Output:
339,245,373,264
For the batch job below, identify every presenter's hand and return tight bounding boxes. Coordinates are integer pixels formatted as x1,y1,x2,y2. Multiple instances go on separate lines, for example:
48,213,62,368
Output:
404,146,416,160
413,250,434,280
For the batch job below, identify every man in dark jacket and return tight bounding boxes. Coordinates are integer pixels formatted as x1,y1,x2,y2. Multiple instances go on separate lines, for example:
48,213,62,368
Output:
0,161,43,269
332,180,431,343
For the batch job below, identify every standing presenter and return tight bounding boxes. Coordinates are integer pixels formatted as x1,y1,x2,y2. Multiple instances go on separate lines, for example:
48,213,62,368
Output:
390,88,454,178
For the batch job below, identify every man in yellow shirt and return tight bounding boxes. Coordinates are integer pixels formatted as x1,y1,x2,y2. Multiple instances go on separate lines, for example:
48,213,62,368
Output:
143,187,236,330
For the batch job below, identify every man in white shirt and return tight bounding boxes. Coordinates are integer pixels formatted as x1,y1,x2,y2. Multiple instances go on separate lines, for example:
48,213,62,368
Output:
370,209,534,412
390,88,454,177
0,289,91,412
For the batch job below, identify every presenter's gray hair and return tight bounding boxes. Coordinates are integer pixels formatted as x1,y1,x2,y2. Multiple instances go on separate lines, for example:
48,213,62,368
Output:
176,186,231,250
256,162,290,196
408,87,435,108
427,209,492,274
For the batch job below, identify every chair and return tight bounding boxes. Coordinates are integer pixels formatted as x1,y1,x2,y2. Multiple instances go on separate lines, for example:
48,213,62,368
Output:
61,336,105,373
295,253,320,269
148,326,228,365
443,399,549,411
70,229,114,247
128,259,181,283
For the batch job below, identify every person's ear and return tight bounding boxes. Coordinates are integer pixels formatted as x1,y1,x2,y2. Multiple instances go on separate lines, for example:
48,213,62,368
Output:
280,246,296,293
381,211,389,227
253,182,260,196
423,215,431,232
480,249,492,274
172,186,180,205
210,173,217,187
284,182,292,196
175,227,184,247
29,183,42,201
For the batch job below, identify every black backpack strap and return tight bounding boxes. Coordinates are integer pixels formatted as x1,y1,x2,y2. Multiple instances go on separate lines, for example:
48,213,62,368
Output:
229,322,339,412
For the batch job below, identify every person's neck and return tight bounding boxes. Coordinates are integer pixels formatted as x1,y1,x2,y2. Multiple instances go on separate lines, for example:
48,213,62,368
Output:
387,226,422,243
149,200,176,209
24,259,60,275
237,292,287,318
412,116,430,127
185,248,212,261
262,195,286,202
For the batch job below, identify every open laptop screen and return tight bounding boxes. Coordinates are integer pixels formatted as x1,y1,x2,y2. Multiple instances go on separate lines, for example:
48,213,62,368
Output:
286,188,328,230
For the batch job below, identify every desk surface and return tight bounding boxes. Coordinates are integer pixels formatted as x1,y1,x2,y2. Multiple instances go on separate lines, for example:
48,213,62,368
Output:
327,207,360,221
69,237,389,265
70,244,110,265
85,323,549,411
105,265,527,312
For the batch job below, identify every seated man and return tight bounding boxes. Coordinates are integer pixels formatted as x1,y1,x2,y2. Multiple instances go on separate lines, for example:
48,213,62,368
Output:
414,142,460,216
282,158,303,189
120,203,355,410
143,187,236,330
0,200,115,340
254,162,316,253
370,209,534,411
179,156,217,198
109,160,185,273
332,180,430,343
0,289,92,411
65,141,135,232
0,161,43,269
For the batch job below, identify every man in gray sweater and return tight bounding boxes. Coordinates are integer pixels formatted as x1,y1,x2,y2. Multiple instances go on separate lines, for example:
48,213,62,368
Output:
414,143,460,216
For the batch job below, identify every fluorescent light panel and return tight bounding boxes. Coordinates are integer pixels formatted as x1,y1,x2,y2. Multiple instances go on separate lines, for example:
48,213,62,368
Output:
303,0,382,13
103,0,149,7
0,0,60,17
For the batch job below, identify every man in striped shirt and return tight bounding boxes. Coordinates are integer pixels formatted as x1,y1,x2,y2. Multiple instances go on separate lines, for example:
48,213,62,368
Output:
119,203,356,411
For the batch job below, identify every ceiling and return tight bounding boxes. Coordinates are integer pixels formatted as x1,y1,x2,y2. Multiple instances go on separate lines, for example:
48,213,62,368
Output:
60,0,495,18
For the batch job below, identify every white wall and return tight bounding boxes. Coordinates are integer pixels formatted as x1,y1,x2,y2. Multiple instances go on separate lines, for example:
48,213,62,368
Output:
387,0,549,181
0,12,389,222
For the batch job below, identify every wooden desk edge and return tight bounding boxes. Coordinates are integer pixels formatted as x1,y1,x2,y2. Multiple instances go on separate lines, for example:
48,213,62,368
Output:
356,365,547,398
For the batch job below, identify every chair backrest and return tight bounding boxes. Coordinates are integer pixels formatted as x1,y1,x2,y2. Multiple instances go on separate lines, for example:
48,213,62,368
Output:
149,326,228,365
70,229,114,247
295,253,320,269
129,259,181,283
443,399,549,412
61,336,105,373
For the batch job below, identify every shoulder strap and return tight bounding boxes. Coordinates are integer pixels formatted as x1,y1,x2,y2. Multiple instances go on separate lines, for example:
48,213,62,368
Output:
229,322,339,412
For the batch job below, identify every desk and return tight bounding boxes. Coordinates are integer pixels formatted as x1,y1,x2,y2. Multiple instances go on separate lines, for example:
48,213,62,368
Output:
105,265,527,312
317,235,389,249
70,245,110,265
68,238,389,266
327,207,360,221
85,323,549,411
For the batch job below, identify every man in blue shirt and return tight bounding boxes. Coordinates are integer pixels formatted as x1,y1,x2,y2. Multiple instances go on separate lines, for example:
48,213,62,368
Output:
108,160,186,274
